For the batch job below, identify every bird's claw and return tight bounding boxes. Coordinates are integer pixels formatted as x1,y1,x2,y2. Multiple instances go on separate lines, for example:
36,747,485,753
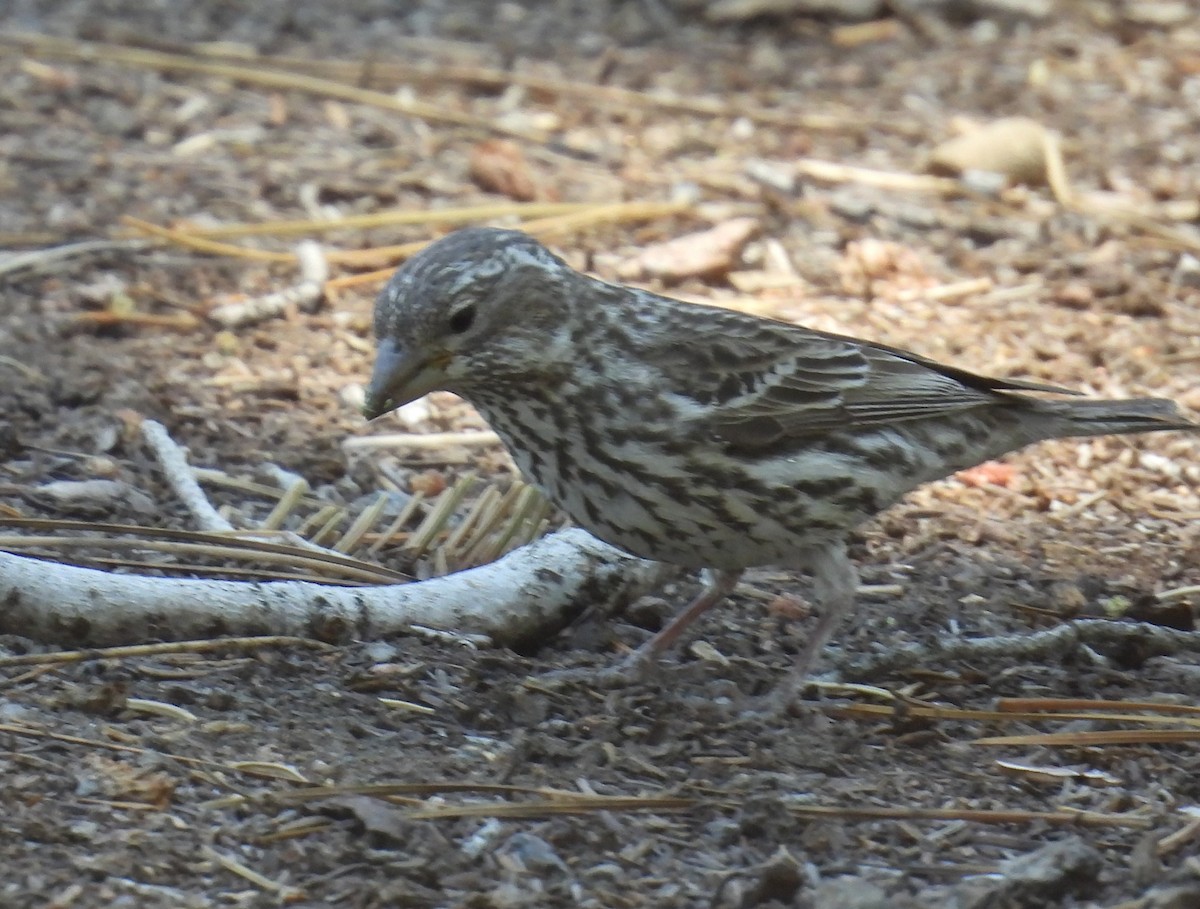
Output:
524,649,665,694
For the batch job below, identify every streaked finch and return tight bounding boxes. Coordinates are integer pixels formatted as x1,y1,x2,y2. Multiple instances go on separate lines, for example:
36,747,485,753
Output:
363,228,1197,702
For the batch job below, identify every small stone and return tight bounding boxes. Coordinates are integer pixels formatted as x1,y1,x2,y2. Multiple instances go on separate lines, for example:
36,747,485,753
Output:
1051,282,1095,310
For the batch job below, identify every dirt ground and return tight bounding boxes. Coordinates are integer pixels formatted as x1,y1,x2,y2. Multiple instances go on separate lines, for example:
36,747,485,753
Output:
3,2,1200,907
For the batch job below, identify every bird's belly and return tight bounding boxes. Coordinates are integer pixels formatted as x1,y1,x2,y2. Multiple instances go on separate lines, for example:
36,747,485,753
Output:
477,401,955,571
513,436,871,570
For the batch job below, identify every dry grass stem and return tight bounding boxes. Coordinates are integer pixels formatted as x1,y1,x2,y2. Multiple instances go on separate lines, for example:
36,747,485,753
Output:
0,636,337,669
5,32,568,151
176,202,599,240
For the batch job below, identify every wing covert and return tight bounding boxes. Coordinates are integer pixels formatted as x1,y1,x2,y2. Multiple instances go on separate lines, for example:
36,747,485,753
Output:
630,298,1057,454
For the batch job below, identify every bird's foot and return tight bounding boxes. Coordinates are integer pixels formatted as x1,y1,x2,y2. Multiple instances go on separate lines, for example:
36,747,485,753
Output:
714,680,828,724
760,663,818,715
526,647,664,694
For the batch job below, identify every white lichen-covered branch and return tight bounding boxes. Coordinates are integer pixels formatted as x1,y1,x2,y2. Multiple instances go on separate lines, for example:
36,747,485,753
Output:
0,529,672,649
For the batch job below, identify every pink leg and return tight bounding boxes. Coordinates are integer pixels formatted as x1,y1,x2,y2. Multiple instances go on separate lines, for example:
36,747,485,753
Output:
614,570,744,676
629,568,744,660
770,541,859,709
537,569,744,690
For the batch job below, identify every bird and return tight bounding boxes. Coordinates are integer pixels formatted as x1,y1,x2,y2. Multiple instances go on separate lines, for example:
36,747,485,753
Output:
362,226,1197,704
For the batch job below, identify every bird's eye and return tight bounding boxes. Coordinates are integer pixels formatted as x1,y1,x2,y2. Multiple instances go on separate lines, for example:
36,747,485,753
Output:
448,305,476,334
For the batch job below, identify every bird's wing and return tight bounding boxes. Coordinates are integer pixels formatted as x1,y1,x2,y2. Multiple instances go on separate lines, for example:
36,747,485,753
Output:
642,301,1070,454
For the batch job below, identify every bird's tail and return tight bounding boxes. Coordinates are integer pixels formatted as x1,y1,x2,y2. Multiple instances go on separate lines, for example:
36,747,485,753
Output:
1039,396,1198,438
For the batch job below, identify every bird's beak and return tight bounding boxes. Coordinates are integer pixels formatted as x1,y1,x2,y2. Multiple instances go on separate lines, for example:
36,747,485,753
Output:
362,338,450,420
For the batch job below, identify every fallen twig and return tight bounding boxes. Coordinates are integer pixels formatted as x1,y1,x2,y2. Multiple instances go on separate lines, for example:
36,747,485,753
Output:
0,238,152,279
209,240,328,327
171,201,595,241
5,32,576,154
343,430,502,453
839,620,1200,680
181,45,880,134
0,636,337,669
0,527,672,648
141,418,233,533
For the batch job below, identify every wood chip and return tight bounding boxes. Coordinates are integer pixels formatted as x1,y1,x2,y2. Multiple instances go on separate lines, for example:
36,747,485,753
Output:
469,139,539,201
617,218,760,282
926,117,1051,186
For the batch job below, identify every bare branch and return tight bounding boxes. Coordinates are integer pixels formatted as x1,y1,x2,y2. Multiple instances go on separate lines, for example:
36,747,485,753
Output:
0,529,672,649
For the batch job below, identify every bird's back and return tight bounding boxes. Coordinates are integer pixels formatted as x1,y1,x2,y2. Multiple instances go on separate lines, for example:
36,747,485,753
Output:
467,284,1194,570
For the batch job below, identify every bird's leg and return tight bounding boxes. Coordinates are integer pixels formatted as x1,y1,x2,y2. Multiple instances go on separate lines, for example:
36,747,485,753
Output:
769,540,858,709
621,568,744,672
643,568,745,655
533,568,744,691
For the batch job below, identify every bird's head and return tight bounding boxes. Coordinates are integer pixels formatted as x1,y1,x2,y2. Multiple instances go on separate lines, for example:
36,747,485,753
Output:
362,228,575,420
